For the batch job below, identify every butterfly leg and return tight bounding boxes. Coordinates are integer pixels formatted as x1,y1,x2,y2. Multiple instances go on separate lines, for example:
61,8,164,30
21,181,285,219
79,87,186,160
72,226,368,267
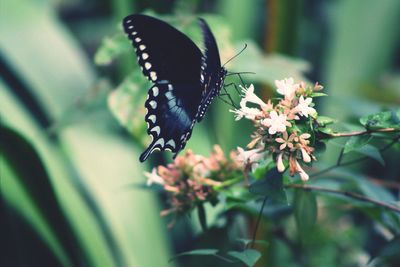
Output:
220,83,239,108
224,82,241,97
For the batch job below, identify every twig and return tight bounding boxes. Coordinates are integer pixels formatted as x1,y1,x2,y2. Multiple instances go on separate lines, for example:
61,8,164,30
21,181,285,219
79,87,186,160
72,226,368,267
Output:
325,128,399,138
311,135,400,178
367,177,400,189
250,197,267,249
286,184,400,213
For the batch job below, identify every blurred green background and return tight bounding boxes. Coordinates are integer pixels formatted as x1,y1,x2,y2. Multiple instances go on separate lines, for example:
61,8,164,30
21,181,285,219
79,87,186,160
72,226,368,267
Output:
1,0,399,266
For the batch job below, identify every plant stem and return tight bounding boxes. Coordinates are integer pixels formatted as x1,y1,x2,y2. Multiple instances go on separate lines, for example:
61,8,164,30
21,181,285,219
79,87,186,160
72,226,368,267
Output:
325,128,399,138
311,135,400,177
250,197,268,249
286,184,400,213
214,176,243,190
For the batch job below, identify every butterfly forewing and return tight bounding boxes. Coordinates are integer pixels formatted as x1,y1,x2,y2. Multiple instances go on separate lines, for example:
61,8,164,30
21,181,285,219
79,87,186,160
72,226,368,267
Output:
123,15,203,83
198,18,222,87
196,19,226,122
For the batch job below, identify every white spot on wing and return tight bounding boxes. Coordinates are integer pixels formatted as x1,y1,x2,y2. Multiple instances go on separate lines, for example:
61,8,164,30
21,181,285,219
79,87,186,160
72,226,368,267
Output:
139,45,146,50
142,53,149,60
150,71,157,81
135,37,141,42
148,115,156,123
149,100,157,109
155,138,165,147
132,31,137,35
166,139,176,149
152,87,159,96
145,62,152,70
128,25,133,29
150,126,160,135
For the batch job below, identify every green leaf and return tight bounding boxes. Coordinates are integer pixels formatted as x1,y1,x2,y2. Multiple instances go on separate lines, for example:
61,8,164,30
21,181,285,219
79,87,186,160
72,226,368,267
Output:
249,169,287,204
317,126,335,135
316,116,337,127
369,236,400,263
343,135,372,153
354,144,385,165
236,239,269,248
222,186,254,200
360,110,400,130
227,249,261,267
170,249,219,262
293,189,318,238
197,204,207,232
94,34,132,65
310,92,328,97
356,178,396,204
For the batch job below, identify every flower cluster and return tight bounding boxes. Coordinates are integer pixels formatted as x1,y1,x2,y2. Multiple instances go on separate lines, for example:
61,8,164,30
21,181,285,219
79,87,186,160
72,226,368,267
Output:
144,145,241,226
231,78,324,181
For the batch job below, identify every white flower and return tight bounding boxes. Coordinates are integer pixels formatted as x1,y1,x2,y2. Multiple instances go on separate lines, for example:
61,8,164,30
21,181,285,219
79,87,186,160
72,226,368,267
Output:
276,153,285,172
230,84,265,121
240,84,267,108
236,146,265,171
275,78,298,100
262,111,291,135
230,105,262,121
144,168,165,186
295,96,316,117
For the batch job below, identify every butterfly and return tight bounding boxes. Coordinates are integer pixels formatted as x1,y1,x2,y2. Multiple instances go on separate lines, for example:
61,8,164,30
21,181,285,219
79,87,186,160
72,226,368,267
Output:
123,14,227,162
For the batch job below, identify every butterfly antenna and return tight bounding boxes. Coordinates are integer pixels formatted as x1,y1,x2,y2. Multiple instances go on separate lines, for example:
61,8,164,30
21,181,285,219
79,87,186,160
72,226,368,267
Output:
222,43,247,67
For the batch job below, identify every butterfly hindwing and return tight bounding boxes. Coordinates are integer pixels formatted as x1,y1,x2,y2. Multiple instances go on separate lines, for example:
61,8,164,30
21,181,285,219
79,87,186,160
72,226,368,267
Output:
140,82,202,162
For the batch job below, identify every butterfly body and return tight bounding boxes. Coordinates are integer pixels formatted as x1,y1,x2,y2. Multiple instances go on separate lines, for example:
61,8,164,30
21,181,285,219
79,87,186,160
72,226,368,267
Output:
123,14,225,162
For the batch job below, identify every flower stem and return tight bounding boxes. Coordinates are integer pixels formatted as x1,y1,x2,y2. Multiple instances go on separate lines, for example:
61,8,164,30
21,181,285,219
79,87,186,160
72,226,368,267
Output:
325,127,399,138
286,184,400,213
311,135,400,177
213,176,244,190
251,197,267,249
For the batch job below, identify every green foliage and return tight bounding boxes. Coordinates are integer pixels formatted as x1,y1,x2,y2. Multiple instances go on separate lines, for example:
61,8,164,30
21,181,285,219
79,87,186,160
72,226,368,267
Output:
227,249,261,267
355,144,385,166
94,34,132,65
360,109,400,130
343,135,372,153
316,116,337,127
249,169,287,204
370,236,400,264
293,190,318,240
2,0,400,267
172,248,261,267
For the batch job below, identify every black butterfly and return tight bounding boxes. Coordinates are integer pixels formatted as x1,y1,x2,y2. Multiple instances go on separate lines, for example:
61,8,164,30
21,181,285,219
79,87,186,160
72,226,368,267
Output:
123,14,227,162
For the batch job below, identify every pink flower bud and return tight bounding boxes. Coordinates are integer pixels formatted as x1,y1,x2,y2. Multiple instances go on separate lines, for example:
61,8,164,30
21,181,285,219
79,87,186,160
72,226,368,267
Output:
276,153,285,172
301,148,311,163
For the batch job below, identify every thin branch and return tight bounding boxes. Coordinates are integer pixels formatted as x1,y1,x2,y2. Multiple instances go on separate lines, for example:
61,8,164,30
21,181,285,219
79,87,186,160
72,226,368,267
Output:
250,197,267,249
336,147,345,165
311,135,400,178
286,184,400,213
325,127,399,138
367,177,400,189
